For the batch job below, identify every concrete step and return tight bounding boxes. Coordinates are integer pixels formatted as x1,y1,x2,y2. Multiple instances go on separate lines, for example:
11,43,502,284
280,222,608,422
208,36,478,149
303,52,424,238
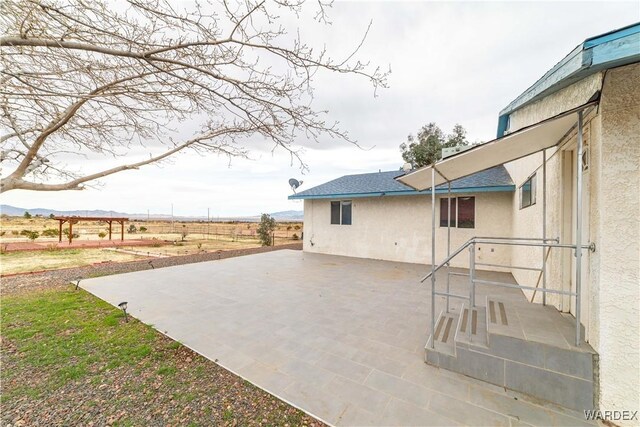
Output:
455,303,488,349
425,298,598,412
425,310,457,358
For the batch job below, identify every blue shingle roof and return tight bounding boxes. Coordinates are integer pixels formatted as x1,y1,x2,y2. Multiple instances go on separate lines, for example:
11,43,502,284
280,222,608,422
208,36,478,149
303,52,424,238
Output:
289,165,514,200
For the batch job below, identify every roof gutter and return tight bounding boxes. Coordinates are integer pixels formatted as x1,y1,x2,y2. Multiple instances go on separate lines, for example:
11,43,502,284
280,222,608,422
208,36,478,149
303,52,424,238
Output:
288,185,515,200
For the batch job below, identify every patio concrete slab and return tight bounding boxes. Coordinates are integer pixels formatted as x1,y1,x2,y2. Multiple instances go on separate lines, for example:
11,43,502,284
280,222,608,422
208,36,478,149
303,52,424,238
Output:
82,250,594,426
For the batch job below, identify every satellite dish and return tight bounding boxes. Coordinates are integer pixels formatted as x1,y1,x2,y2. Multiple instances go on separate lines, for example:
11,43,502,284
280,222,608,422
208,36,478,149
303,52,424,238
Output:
289,178,303,194
402,162,412,172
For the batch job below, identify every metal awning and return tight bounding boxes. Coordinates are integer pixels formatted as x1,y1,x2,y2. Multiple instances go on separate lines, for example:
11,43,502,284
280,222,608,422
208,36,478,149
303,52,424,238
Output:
396,101,597,190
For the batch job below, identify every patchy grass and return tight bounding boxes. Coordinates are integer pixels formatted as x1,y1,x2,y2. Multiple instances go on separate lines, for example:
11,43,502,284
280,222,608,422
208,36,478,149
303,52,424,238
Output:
1,287,322,426
0,248,143,275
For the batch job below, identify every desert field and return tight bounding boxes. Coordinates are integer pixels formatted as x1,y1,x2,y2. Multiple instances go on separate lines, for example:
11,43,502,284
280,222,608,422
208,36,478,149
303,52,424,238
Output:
0,216,302,275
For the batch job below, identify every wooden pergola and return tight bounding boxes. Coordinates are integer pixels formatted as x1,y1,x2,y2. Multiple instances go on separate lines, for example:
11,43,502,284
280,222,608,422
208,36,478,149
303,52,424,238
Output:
53,216,128,244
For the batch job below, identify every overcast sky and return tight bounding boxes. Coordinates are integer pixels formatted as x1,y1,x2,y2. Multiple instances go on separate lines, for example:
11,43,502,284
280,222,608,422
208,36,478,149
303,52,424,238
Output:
2,1,638,217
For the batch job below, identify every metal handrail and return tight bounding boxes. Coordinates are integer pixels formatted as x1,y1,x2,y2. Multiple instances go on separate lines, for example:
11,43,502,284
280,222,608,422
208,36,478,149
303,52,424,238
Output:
426,236,595,347
421,236,560,282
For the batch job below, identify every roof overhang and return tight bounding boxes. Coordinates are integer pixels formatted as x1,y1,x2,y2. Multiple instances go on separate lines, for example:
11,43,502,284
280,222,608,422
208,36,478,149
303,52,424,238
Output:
396,101,597,191
288,185,514,200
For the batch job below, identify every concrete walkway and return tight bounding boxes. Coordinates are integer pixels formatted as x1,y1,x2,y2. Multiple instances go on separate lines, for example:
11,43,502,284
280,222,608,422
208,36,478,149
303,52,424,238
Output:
82,250,593,426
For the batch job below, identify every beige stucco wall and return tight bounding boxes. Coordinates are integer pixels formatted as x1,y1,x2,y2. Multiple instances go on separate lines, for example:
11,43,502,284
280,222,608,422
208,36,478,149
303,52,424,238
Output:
591,63,640,419
303,192,513,269
507,72,603,134
504,63,639,420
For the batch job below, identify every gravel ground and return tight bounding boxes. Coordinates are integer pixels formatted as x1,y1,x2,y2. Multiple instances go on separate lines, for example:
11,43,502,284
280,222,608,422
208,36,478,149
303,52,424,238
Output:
1,243,302,296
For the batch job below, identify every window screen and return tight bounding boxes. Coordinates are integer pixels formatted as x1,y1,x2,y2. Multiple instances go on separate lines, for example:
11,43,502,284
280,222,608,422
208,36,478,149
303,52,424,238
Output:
439,198,457,227
341,201,352,225
457,197,475,229
330,201,340,224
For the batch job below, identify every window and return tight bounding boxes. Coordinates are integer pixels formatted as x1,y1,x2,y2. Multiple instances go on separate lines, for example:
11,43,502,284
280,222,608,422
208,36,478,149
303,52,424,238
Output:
330,202,340,224
457,197,475,228
440,197,474,229
439,197,457,227
330,200,352,225
520,173,536,209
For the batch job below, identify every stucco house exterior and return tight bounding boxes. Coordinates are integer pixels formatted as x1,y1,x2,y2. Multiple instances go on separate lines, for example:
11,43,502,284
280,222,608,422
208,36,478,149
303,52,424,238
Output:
290,23,639,423
290,166,515,268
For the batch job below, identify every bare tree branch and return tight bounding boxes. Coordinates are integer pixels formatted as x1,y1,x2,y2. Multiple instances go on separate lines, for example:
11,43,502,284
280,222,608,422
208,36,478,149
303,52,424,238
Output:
0,0,388,193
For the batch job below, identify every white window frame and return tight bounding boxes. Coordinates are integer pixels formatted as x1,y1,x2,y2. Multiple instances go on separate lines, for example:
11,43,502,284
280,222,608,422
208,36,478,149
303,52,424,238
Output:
519,173,537,210
439,196,476,229
330,200,352,225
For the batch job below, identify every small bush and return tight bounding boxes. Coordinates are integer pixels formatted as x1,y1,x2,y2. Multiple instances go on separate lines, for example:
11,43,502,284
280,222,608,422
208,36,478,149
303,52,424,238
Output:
292,233,299,240
23,211,32,219
62,228,79,239
139,226,147,233
128,224,137,234
24,230,39,241
42,228,59,237
294,225,301,230
98,232,107,239
11,230,19,236
257,214,277,246
0,231,5,236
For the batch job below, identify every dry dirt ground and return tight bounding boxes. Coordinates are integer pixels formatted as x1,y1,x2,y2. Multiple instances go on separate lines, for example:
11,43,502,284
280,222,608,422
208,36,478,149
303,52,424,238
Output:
1,243,303,295
1,243,321,427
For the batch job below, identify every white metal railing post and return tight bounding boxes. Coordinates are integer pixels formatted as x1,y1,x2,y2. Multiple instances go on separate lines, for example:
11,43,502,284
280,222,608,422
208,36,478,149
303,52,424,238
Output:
575,110,584,346
446,181,451,312
542,150,547,306
470,242,476,308
430,168,436,348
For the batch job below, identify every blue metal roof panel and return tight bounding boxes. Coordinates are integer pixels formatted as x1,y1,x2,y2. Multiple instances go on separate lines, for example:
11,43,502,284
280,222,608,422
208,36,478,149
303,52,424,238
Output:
497,22,640,137
289,165,514,200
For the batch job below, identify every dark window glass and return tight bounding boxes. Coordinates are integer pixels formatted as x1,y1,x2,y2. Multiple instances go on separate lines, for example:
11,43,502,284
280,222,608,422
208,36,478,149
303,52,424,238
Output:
330,201,340,224
520,173,536,209
341,201,352,225
440,198,457,227
457,197,475,228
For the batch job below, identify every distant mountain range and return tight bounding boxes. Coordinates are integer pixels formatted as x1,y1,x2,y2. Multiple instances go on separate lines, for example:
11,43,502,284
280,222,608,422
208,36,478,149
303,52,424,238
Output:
0,205,303,222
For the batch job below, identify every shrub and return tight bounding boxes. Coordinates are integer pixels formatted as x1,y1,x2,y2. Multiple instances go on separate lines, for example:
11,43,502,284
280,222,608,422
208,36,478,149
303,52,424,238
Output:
23,211,32,219
42,228,59,237
292,233,299,240
0,231,5,236
128,224,137,234
181,225,188,241
49,213,55,219
98,232,107,239
11,230,19,236
294,225,301,230
62,228,79,239
139,226,147,233
24,230,39,241
257,214,277,246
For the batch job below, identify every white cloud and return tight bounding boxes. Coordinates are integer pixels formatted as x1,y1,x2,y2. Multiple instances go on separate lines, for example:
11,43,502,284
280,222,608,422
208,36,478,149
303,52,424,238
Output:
3,1,636,216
